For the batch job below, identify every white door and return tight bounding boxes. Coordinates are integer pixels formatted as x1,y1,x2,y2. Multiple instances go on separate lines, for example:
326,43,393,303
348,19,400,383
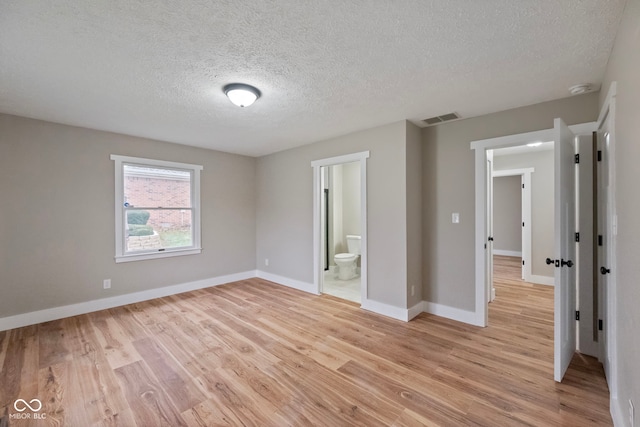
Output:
486,151,495,302
597,124,611,381
553,118,577,382
576,134,598,358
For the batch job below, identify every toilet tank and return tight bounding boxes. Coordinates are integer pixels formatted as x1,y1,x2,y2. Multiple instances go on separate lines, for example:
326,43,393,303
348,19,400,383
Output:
346,235,361,255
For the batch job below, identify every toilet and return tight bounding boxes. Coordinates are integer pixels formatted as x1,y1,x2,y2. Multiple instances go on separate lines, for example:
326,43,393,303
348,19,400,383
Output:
334,235,361,280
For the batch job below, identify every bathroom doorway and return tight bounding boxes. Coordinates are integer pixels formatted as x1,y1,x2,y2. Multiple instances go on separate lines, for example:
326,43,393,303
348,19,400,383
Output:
321,162,361,302
311,151,369,305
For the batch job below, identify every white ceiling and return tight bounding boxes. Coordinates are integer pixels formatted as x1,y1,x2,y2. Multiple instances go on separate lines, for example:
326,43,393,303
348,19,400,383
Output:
0,1,626,157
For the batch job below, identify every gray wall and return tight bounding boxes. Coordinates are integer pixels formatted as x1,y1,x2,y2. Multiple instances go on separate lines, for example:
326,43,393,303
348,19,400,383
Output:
340,162,361,246
406,121,423,307
599,0,640,419
256,120,413,309
494,150,555,277
0,114,256,318
492,175,522,254
422,92,598,311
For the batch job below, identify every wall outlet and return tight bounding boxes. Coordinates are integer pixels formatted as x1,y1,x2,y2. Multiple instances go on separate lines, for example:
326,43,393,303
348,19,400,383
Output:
411,285,415,297
265,258,269,266
630,399,635,427
103,279,111,289
452,212,460,224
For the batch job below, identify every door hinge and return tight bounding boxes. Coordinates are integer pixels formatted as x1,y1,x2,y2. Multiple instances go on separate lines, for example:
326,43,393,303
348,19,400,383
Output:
522,183,525,189
574,154,580,164
597,150,602,161
575,311,580,321
598,319,603,331
598,235,603,246
522,260,525,266
522,222,525,227
575,232,580,242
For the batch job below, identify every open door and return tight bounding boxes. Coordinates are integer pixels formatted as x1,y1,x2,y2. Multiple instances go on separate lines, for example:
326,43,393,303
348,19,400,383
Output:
597,121,611,382
486,151,495,302
553,118,577,382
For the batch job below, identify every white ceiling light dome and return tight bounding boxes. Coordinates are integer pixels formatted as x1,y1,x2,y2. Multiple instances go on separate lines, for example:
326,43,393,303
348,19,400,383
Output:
224,83,261,107
568,83,592,95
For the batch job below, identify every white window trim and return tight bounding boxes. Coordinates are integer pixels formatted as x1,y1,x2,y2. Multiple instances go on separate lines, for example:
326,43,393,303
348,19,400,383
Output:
111,155,203,263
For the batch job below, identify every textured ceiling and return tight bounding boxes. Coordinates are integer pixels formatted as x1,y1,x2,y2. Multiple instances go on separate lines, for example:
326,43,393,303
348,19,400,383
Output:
0,1,626,157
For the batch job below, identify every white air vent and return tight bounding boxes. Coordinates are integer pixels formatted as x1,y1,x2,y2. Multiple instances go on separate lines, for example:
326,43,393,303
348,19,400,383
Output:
422,112,461,126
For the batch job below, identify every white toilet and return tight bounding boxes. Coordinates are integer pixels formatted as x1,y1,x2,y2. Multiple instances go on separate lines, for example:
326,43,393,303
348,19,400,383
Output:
334,235,361,280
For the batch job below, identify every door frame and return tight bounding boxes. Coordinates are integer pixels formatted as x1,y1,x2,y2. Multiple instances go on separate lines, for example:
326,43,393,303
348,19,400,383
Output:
311,151,369,302
470,122,596,326
492,168,534,282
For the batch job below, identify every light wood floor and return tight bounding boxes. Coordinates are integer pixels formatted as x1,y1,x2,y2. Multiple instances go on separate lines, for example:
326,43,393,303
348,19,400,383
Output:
0,257,611,426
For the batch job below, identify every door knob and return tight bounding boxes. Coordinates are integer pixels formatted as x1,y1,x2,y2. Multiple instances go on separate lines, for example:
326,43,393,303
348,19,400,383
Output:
488,236,494,241
561,259,574,268
600,266,611,275
545,258,555,265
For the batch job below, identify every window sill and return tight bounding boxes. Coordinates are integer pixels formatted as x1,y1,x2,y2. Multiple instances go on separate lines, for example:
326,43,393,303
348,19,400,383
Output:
115,248,202,263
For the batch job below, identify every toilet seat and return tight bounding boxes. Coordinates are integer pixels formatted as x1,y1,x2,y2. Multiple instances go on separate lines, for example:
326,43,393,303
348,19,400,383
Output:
335,253,356,260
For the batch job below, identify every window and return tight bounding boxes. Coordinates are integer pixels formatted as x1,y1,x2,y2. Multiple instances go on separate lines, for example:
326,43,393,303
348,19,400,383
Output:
111,155,203,263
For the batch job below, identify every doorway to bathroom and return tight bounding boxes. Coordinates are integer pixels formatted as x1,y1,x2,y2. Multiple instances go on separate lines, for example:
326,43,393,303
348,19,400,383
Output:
311,151,369,305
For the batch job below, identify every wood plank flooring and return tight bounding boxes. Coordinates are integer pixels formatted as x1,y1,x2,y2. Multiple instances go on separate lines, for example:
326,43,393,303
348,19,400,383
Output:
0,257,611,426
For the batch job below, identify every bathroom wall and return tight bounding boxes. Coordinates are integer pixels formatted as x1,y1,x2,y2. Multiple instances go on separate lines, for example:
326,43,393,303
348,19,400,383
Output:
341,161,361,242
328,161,361,261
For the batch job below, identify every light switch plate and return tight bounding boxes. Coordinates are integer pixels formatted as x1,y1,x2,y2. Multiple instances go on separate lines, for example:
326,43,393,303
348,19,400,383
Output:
452,213,460,224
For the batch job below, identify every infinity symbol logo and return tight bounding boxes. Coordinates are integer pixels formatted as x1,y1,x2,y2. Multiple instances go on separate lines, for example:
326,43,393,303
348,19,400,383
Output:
14,398,42,412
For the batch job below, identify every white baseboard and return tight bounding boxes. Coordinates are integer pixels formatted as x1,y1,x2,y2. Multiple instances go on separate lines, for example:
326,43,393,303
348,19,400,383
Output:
423,301,483,326
407,301,423,321
361,298,410,322
493,250,522,257
0,271,256,332
610,396,625,427
255,270,318,295
529,275,555,286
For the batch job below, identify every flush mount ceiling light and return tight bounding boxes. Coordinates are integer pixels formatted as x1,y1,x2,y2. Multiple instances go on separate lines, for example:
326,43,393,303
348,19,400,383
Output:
223,83,261,107
569,83,592,96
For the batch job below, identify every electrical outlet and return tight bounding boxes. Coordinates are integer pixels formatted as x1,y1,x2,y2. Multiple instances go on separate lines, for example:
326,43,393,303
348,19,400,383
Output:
103,279,111,289
452,212,460,224
265,258,269,266
630,399,635,427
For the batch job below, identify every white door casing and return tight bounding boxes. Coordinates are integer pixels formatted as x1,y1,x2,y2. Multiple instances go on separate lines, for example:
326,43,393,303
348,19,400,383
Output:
471,122,596,327
311,151,370,303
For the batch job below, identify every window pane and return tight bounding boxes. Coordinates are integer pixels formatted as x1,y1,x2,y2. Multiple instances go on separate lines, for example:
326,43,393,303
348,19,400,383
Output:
123,164,191,208
125,209,193,252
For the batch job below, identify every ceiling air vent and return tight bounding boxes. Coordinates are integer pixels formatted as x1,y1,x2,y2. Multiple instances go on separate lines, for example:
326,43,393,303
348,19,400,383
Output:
422,112,461,126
